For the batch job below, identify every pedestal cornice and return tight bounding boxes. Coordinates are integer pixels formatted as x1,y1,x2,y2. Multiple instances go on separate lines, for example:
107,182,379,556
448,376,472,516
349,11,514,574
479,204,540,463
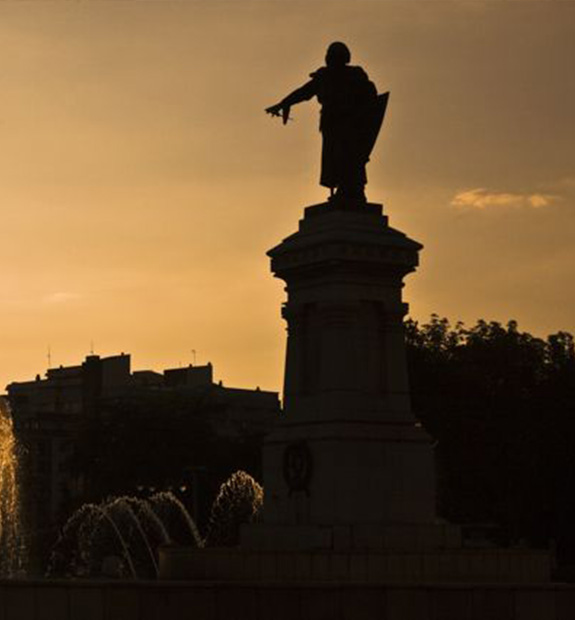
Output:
268,202,423,282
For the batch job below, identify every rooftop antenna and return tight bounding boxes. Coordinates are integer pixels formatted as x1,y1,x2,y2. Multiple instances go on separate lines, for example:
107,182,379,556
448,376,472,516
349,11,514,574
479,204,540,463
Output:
191,349,197,366
47,346,52,369
90,340,95,355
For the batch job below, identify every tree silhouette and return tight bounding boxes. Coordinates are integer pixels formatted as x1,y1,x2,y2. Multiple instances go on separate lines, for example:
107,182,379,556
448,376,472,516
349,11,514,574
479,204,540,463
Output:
406,315,575,571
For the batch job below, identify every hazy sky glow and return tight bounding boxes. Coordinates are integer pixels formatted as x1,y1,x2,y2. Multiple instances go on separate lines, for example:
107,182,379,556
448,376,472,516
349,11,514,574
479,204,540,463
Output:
1,1,574,392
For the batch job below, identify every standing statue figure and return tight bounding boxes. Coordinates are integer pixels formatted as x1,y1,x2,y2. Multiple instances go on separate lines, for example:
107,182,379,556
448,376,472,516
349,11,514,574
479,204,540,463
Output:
266,42,389,204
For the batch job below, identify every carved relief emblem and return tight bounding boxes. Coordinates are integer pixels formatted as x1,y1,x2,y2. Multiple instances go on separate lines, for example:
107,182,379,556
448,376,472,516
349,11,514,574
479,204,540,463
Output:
283,441,313,496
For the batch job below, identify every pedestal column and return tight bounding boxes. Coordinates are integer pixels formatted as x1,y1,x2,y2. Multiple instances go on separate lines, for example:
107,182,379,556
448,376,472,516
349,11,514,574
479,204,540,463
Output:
245,202,439,548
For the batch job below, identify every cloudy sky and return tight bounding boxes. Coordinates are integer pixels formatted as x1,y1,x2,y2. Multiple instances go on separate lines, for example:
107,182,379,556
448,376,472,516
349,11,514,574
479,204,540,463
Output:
1,0,574,393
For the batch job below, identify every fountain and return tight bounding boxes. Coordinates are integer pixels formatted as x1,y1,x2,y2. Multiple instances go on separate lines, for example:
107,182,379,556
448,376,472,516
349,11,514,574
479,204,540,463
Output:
48,492,202,579
0,399,25,577
47,471,263,579
205,470,263,547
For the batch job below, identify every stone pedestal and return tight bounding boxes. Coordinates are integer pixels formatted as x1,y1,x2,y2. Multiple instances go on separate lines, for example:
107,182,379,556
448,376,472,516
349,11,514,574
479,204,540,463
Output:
245,201,440,549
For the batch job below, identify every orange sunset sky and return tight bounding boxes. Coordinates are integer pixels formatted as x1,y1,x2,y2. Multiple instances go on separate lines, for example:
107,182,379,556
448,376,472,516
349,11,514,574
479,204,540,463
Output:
1,1,574,394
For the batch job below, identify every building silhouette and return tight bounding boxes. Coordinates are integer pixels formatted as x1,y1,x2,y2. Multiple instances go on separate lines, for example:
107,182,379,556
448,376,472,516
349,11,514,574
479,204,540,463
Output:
6,354,279,558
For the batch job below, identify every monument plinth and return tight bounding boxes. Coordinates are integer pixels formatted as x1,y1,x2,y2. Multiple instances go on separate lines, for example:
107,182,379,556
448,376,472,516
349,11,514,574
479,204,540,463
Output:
243,201,446,551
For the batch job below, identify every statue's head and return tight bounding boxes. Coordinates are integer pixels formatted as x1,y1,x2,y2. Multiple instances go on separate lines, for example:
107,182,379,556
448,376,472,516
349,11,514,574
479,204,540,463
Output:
325,42,351,67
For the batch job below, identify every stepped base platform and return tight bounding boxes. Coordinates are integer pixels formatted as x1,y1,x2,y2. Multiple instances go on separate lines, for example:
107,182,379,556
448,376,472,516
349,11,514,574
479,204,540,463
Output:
241,521,462,551
158,546,552,583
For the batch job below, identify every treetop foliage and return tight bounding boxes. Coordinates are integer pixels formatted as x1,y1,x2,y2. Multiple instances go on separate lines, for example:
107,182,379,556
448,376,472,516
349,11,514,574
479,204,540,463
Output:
405,315,575,568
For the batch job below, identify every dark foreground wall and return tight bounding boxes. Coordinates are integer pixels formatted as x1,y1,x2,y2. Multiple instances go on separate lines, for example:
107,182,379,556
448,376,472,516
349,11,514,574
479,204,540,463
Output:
1,580,575,620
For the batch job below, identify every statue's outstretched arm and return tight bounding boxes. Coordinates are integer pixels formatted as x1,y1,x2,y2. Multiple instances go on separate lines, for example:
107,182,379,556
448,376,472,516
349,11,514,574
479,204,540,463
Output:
266,79,316,125
280,80,317,107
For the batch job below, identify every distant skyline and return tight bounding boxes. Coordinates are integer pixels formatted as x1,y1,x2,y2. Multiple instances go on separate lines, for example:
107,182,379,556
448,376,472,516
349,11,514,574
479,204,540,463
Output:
1,1,574,393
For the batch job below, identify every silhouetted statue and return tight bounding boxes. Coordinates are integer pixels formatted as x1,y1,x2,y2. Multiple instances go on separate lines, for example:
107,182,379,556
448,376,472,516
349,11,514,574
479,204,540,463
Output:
266,42,389,204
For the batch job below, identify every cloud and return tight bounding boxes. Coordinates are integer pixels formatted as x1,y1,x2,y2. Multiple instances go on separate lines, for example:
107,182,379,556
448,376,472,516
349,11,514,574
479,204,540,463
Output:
451,188,560,210
43,292,82,305
556,177,575,189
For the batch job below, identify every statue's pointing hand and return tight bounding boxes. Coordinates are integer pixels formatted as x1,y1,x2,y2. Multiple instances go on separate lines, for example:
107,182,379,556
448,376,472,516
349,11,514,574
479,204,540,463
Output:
265,103,291,125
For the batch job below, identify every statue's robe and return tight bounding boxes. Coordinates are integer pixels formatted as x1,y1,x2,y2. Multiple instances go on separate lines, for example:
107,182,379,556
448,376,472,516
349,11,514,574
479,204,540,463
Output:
281,65,386,194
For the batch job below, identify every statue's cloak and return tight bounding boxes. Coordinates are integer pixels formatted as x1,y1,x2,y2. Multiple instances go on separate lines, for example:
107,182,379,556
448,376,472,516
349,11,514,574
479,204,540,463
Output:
320,91,389,190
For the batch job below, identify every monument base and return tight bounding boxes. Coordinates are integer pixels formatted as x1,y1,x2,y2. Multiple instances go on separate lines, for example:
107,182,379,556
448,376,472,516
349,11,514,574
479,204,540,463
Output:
241,521,461,552
261,419,437,527
158,545,552,583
